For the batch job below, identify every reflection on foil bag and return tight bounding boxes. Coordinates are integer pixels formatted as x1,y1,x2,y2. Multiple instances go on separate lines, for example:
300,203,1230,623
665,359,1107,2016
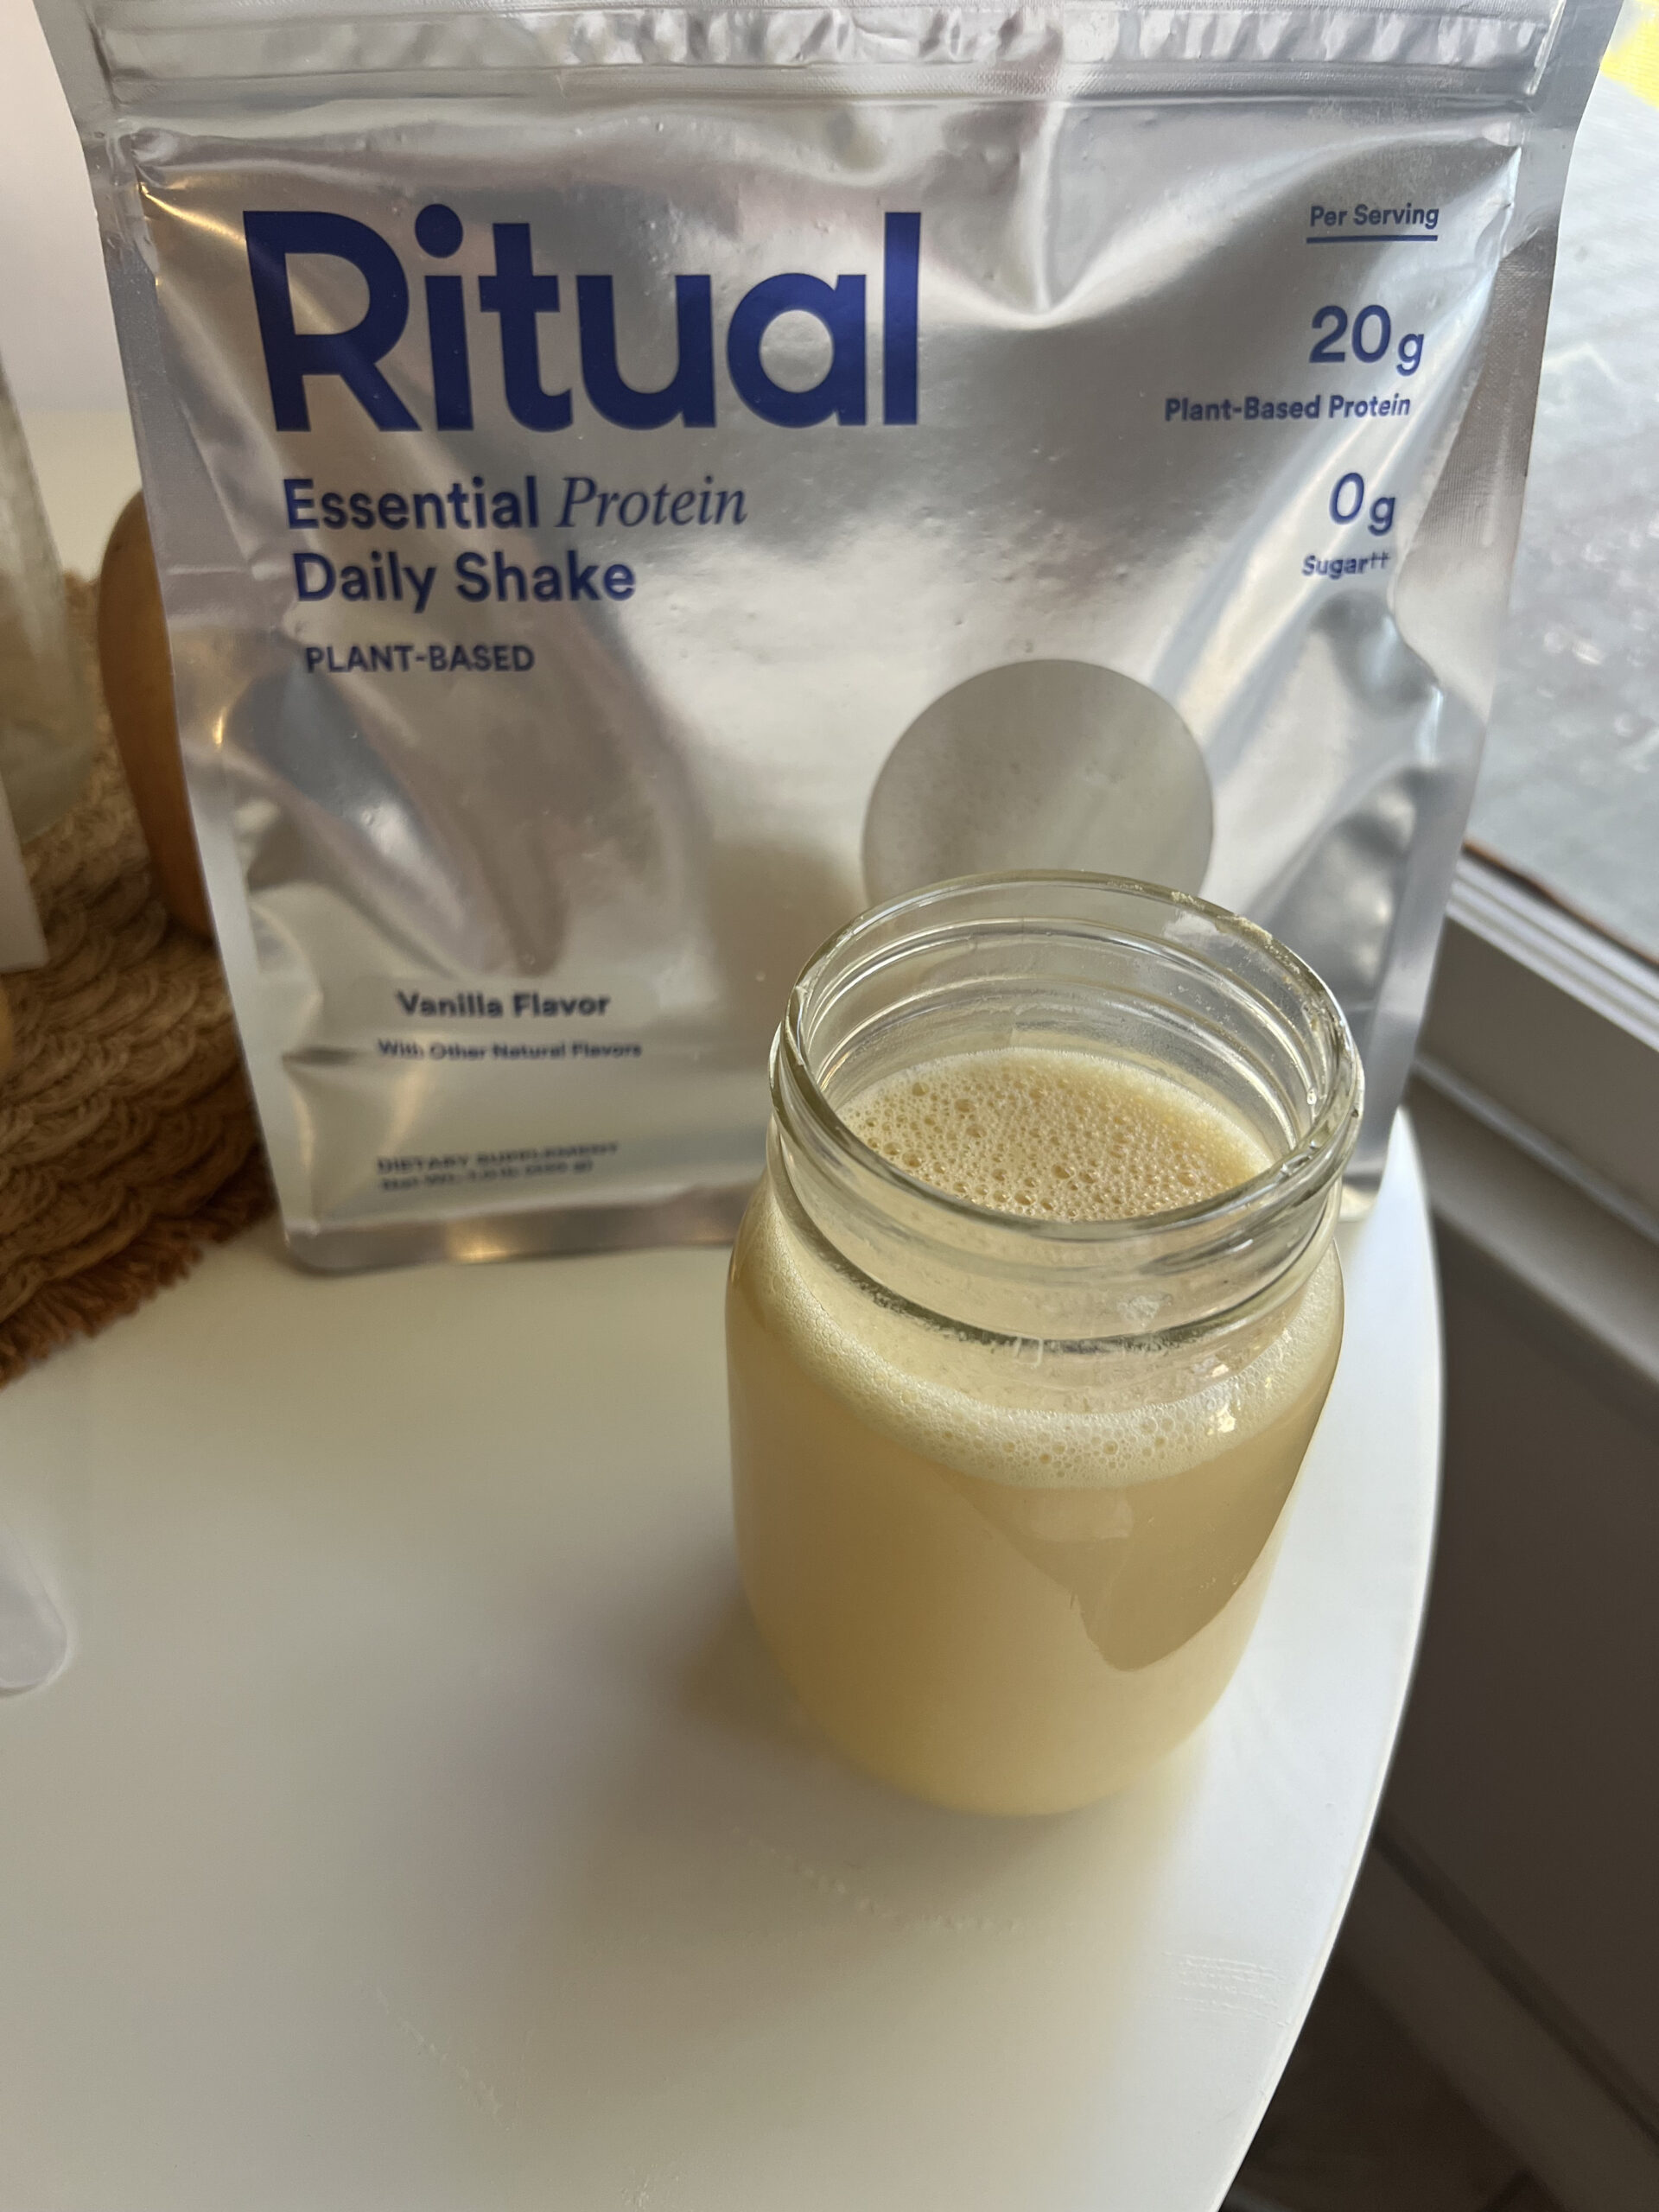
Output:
1203,591,1475,1195
36,0,1620,1263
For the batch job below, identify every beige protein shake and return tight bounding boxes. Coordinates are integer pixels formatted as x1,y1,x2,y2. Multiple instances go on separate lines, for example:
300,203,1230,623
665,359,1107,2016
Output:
726,876,1359,1816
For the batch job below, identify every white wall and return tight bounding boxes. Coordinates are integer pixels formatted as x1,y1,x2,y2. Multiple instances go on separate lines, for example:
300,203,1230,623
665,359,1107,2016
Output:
1,0,126,410
1,1,140,566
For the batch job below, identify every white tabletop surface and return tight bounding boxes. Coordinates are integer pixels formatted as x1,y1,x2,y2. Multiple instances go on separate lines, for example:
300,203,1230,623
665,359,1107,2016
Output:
0,1122,1439,2212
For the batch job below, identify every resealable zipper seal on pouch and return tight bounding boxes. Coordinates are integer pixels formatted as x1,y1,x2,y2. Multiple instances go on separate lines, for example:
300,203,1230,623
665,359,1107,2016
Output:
38,0,1619,1268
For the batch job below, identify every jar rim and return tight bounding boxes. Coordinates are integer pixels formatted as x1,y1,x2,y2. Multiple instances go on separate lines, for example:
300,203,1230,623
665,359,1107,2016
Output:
774,871,1362,1259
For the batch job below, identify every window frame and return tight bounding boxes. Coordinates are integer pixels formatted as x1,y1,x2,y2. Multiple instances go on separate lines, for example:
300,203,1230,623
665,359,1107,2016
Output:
1416,849,1659,1248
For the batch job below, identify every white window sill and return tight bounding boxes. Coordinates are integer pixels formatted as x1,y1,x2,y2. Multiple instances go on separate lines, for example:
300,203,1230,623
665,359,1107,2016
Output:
1417,851,1659,1249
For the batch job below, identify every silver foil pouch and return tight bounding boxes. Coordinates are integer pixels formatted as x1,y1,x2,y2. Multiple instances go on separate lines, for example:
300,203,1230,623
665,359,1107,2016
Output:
41,0,1616,1267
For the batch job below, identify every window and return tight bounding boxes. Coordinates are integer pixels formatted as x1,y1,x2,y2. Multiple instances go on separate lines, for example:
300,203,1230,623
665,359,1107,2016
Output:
1422,25,1659,1246
1467,36,1659,968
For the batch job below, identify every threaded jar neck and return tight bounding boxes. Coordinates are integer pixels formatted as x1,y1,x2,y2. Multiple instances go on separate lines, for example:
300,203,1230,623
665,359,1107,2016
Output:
771,873,1361,1344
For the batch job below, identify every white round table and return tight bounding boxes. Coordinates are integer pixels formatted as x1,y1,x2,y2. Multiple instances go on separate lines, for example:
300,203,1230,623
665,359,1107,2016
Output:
0,1121,1439,2211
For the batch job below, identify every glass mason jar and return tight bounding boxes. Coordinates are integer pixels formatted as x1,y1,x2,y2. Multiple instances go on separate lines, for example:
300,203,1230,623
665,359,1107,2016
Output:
726,874,1362,1816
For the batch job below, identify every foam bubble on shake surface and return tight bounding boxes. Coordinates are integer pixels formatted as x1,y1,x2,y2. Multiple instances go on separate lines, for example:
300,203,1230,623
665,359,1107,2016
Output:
845,1046,1267,1220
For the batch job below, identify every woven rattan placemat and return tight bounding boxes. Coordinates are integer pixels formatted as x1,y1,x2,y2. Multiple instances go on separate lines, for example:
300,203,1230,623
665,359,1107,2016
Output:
0,580,272,1387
